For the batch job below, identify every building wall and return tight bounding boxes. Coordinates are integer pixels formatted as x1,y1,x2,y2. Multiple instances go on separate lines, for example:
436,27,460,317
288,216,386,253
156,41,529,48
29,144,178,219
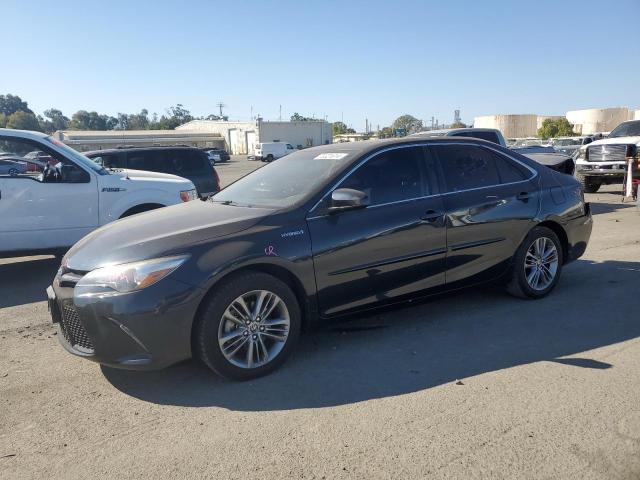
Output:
473,114,538,138
566,107,630,135
633,110,640,121
258,120,332,148
176,120,257,154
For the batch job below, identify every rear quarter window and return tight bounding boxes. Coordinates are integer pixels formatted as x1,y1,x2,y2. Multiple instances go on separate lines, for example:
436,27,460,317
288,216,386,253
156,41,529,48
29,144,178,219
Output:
163,150,208,175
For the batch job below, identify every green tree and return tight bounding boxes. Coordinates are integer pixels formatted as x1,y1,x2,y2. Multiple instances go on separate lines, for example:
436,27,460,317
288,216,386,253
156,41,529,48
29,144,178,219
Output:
392,114,422,134
68,110,113,130
39,108,70,132
6,111,42,131
450,121,466,128
290,112,314,122
378,126,394,138
0,113,7,128
333,121,348,135
538,118,575,139
0,94,32,116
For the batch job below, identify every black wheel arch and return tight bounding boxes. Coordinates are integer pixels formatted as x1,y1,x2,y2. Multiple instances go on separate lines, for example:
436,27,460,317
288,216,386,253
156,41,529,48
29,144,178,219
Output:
119,203,165,218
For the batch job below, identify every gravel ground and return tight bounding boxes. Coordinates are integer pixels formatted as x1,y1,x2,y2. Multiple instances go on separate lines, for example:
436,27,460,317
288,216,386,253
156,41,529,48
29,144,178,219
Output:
1,173,639,479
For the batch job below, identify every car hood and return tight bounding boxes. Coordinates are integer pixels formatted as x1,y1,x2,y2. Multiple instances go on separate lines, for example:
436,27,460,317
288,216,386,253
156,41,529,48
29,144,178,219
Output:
108,168,193,184
588,136,640,146
64,200,274,272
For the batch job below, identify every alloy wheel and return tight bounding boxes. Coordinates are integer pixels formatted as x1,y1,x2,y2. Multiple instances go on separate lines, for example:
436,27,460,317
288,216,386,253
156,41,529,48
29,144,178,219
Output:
217,290,290,369
524,237,559,291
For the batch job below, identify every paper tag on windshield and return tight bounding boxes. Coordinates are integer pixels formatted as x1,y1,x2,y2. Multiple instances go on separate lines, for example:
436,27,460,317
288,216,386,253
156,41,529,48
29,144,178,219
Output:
314,153,348,160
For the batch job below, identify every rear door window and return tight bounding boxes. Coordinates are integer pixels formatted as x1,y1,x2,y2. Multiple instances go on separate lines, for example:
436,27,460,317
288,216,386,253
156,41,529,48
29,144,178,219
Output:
433,144,501,192
126,151,161,171
163,150,206,175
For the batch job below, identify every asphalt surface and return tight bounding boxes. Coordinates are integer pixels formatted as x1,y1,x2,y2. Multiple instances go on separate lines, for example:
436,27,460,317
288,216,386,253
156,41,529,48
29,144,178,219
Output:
1,158,639,479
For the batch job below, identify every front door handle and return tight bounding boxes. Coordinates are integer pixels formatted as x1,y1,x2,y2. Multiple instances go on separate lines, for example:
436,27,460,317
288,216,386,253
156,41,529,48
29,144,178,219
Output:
421,210,444,223
516,192,530,202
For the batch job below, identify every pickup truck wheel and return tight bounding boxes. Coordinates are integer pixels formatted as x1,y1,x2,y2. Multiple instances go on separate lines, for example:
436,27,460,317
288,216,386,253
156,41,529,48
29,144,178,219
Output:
506,226,563,299
194,272,301,380
575,173,601,193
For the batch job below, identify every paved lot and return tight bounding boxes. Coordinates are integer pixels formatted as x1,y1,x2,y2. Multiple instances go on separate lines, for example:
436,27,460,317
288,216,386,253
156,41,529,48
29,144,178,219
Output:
1,168,639,479
216,155,262,187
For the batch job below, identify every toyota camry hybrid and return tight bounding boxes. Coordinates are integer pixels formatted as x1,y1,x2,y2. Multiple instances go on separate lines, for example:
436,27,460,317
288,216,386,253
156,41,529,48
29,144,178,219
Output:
48,137,592,380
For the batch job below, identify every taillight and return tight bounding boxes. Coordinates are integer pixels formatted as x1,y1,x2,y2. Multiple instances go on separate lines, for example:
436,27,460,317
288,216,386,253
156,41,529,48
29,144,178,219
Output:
213,168,220,191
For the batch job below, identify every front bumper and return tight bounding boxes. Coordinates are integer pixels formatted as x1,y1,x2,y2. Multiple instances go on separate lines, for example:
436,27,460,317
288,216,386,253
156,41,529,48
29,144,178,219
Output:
575,160,638,177
48,272,204,370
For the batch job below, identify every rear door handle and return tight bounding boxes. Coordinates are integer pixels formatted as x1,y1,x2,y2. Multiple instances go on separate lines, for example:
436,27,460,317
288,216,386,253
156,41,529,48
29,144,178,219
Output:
516,192,530,201
421,210,444,223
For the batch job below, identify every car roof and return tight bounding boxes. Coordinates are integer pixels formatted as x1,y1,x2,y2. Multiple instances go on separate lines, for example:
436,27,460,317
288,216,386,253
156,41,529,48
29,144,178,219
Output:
297,136,506,158
83,146,203,155
0,128,50,140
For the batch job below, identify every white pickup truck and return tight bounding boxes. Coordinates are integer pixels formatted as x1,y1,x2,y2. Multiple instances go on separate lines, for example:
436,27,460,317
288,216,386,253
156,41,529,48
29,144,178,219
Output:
0,129,198,255
574,120,640,193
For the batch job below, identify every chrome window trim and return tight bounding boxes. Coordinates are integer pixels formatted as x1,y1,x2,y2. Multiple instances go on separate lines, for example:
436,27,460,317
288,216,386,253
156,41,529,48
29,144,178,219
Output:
306,141,538,219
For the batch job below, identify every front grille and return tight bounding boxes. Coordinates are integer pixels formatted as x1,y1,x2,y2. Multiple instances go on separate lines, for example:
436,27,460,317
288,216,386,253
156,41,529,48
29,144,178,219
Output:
60,302,94,352
587,144,629,162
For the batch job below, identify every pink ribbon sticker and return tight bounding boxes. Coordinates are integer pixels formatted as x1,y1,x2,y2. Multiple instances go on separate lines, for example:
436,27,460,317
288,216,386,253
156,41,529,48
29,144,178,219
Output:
264,245,277,256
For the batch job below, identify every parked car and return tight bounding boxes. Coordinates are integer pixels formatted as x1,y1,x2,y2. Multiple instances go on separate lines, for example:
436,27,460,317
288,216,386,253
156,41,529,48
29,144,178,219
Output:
254,142,296,161
49,137,592,380
414,129,575,174
411,128,508,146
84,146,220,198
573,120,640,193
204,147,230,165
0,129,198,256
0,157,28,176
552,136,594,156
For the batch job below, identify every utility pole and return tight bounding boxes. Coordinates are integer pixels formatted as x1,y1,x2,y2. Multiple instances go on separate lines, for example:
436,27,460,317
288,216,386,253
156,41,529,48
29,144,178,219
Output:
279,105,282,121
250,105,253,120
216,101,226,118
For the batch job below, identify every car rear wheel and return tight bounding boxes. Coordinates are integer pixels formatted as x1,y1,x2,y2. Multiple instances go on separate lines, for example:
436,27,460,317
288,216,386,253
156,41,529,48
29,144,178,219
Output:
8,168,18,176
194,272,301,380
266,154,274,162
506,226,563,299
575,173,601,193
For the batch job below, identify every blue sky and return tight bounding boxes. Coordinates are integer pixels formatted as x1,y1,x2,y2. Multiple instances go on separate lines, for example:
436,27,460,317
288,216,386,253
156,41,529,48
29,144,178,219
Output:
2,0,639,131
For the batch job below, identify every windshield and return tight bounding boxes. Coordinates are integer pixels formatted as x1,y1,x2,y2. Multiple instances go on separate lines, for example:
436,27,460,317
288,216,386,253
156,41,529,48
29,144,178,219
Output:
212,149,353,208
553,139,579,146
609,121,640,138
43,136,108,175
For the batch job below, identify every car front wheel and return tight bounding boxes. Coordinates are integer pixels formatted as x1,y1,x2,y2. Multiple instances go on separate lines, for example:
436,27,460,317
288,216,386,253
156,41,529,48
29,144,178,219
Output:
507,226,563,299
194,272,301,380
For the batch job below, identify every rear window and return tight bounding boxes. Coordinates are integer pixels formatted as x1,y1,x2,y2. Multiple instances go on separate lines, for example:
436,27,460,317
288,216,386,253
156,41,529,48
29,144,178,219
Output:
126,149,208,174
452,131,499,144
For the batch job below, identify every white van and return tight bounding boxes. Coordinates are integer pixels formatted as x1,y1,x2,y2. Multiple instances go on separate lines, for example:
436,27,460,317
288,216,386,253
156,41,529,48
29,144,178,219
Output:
253,142,295,162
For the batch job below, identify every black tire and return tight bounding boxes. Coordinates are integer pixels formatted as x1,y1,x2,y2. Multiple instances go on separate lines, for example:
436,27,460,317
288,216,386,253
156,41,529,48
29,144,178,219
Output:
506,226,564,299
575,173,601,193
266,154,274,162
194,271,301,380
8,168,18,176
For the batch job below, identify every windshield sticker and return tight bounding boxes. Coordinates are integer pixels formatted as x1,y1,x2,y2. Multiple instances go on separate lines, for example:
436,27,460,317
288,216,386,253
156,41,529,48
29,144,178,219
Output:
264,245,278,256
314,153,348,160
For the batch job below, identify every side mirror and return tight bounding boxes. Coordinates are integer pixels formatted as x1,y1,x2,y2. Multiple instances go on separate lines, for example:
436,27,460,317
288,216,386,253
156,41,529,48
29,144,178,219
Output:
329,188,368,213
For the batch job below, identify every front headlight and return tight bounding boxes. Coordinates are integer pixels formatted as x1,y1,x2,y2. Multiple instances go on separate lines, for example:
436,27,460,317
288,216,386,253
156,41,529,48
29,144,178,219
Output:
180,189,198,202
76,256,189,295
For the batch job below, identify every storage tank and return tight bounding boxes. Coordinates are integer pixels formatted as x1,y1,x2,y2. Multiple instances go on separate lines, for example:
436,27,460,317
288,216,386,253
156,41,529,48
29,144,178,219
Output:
473,114,537,138
565,107,629,134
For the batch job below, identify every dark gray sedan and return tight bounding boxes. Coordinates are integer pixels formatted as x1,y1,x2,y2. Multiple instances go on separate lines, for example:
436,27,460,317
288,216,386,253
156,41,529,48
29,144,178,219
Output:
48,137,593,380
